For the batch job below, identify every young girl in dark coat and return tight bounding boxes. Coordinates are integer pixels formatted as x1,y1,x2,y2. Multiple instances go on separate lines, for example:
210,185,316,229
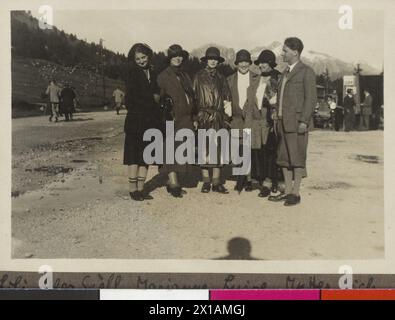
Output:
123,43,162,201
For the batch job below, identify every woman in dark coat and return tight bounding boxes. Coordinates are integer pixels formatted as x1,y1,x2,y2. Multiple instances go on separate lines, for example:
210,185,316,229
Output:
157,44,196,198
194,47,232,194
249,50,283,197
124,43,162,201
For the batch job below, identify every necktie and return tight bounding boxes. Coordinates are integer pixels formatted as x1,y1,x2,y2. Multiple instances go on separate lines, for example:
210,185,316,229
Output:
278,67,290,117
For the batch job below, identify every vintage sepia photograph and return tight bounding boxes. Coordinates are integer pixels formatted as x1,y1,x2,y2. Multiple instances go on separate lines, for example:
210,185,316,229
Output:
7,4,385,265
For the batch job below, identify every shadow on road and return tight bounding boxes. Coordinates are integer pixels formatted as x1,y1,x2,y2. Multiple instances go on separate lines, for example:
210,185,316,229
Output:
215,237,260,260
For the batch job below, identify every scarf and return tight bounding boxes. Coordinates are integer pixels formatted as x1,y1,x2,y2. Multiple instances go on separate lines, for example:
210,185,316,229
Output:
205,66,217,78
171,66,194,100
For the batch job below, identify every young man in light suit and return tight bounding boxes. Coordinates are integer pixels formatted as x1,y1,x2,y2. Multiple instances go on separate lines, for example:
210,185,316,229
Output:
269,37,317,206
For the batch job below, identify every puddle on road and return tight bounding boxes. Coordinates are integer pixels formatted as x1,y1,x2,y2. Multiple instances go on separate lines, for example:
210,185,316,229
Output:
33,166,73,175
308,181,353,190
51,187,73,191
65,137,103,143
355,154,380,164
11,190,24,198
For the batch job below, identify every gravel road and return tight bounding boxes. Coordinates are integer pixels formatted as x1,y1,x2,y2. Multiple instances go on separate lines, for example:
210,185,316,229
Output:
11,111,384,260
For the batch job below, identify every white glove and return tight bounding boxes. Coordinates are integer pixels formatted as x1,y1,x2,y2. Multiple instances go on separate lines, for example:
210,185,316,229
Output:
269,93,277,105
224,100,232,117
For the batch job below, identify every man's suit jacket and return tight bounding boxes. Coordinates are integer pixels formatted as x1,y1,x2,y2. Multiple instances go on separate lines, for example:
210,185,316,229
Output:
277,61,317,132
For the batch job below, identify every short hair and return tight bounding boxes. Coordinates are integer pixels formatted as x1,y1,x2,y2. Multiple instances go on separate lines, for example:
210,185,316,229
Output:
284,37,304,55
347,88,353,94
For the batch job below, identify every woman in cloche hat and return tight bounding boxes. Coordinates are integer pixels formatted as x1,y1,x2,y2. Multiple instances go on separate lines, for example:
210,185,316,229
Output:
250,49,284,198
157,44,196,198
194,46,232,194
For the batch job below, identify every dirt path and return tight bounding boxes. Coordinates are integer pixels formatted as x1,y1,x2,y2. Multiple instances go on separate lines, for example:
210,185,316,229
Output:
11,113,384,260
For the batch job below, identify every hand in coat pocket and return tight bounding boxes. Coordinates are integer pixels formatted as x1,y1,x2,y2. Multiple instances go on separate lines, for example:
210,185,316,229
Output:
297,122,308,134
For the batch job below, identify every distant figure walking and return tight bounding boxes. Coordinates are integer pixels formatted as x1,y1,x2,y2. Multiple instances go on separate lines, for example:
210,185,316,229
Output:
343,89,356,132
45,80,61,122
361,89,372,131
113,86,125,115
60,82,76,121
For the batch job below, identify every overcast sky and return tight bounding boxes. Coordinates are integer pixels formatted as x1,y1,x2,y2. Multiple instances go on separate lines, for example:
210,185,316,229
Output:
31,9,384,69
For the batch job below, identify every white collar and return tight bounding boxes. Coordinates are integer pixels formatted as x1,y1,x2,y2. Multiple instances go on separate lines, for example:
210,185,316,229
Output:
238,71,249,77
288,61,299,72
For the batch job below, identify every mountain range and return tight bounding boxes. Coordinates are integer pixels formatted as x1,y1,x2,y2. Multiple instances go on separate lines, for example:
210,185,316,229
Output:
13,11,381,81
191,42,381,80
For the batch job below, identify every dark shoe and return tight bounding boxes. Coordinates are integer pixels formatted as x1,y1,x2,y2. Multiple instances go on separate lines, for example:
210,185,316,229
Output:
55,117,59,123
129,191,144,201
234,179,244,194
244,181,253,192
142,191,154,200
234,176,246,194
201,182,211,193
258,186,271,198
234,183,243,194
212,184,229,194
49,116,52,122
284,194,301,206
166,185,183,198
268,192,288,202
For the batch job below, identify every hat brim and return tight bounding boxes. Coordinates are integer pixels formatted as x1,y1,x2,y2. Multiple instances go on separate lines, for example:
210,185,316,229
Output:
235,59,252,65
254,59,277,67
201,56,225,63
168,50,189,60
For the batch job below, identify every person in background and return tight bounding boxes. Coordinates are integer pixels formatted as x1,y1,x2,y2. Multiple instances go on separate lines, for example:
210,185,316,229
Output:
194,46,232,194
227,49,259,193
343,88,356,132
45,80,61,122
113,86,125,115
123,43,162,201
334,97,344,132
327,96,337,130
157,44,196,198
361,89,372,131
60,82,76,121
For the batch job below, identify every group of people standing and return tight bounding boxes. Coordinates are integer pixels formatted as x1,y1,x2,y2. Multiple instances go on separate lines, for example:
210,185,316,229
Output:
343,88,373,132
45,80,77,122
123,37,317,207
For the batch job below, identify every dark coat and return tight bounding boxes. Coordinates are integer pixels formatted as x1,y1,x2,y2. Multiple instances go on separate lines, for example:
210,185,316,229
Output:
193,68,231,130
343,95,356,115
245,70,280,149
157,66,195,131
59,87,76,113
124,66,162,135
277,61,317,132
